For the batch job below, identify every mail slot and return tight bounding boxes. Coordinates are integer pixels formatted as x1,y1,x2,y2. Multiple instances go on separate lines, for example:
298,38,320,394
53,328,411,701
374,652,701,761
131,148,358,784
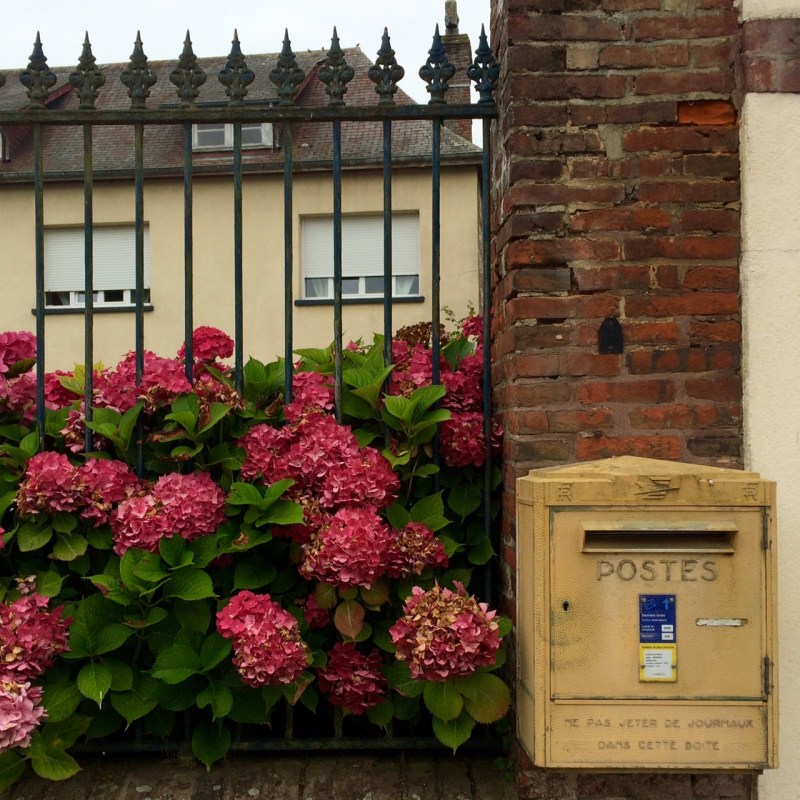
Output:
516,456,777,770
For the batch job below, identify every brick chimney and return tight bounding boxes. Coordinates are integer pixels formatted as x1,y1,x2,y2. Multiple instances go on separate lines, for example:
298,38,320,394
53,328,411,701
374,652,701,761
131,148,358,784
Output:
441,0,473,142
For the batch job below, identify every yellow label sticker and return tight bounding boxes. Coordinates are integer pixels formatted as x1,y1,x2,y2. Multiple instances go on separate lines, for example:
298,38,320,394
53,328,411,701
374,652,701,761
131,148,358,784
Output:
639,643,677,682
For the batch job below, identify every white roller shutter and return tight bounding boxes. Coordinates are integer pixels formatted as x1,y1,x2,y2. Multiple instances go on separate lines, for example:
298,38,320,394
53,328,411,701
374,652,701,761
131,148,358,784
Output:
44,226,151,292
301,213,419,280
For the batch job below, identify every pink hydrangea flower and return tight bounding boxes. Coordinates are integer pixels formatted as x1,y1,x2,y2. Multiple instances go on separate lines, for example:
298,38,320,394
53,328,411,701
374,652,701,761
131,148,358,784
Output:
0,593,71,683
95,351,191,414
77,458,143,526
460,314,484,340
439,412,502,469
299,506,393,589
178,326,234,363
110,472,226,556
0,331,36,375
317,642,387,714
44,371,83,409
16,451,82,517
0,373,37,422
110,494,161,556
389,582,502,681
0,680,45,752
385,522,449,579
295,594,331,629
216,591,310,686
284,371,334,422
152,472,226,540
238,424,293,482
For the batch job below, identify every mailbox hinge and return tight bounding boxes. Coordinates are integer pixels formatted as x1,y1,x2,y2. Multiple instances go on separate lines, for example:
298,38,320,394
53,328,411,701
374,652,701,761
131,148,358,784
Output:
761,514,770,551
763,656,773,698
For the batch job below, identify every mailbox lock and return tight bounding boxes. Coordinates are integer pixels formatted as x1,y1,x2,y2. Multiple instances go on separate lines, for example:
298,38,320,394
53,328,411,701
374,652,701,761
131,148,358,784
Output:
562,600,571,612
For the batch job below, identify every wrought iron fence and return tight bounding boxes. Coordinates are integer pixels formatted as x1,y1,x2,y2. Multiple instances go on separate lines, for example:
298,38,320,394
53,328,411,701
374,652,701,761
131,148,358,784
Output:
0,24,499,751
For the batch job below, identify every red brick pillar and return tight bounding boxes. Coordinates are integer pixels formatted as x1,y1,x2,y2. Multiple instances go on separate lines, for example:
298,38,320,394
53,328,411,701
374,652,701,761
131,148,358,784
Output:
489,2,750,797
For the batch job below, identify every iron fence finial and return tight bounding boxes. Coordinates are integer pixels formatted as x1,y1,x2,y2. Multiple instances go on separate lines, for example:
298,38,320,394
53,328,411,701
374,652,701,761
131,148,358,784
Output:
368,28,404,106
20,32,57,109
121,32,157,110
320,27,354,108
419,24,455,105
467,25,499,105
171,31,207,108
269,30,305,107
219,30,254,106
69,33,106,111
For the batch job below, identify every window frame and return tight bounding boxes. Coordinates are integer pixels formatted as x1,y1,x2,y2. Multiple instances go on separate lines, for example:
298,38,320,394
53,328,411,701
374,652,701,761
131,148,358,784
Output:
192,122,274,151
41,224,152,313
299,212,422,304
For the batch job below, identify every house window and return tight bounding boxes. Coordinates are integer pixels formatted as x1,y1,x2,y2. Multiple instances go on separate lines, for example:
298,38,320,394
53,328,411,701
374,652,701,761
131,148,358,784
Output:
43,225,151,310
192,122,273,150
301,213,420,300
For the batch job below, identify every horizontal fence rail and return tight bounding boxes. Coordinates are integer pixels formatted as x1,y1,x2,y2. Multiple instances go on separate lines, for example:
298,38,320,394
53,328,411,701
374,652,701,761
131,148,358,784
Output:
0,24,499,753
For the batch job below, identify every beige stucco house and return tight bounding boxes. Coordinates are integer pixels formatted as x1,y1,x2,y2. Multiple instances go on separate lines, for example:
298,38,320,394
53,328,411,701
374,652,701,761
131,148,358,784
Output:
0,40,481,370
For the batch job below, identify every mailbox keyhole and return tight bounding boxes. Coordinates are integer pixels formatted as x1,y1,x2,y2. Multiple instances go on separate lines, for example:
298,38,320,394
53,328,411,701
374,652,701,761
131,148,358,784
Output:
562,600,570,612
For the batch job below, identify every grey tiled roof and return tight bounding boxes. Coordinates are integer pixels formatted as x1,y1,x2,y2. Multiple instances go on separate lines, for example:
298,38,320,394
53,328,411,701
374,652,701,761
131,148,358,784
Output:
0,47,480,178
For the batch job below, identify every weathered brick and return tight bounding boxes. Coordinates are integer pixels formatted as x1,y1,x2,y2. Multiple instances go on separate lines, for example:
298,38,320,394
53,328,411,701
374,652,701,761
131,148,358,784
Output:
508,159,564,182
689,319,741,343
572,265,651,291
622,234,739,261
635,69,734,95
623,125,737,153
507,129,605,155
508,73,628,101
514,322,575,349
624,320,681,345
504,409,550,434
506,44,567,72
636,180,738,203
510,13,624,42
602,0,660,9
625,293,739,317
691,39,736,68
599,43,689,69
687,435,742,459
570,99,677,125
742,18,800,55
495,381,573,408
505,266,572,293
549,408,615,432
505,183,626,209
679,209,739,233
509,437,572,463
677,99,736,125
507,294,620,321
576,434,681,460
578,379,676,404
629,402,740,429
569,206,673,232
506,236,622,267
683,153,739,178
633,12,738,42
685,375,742,400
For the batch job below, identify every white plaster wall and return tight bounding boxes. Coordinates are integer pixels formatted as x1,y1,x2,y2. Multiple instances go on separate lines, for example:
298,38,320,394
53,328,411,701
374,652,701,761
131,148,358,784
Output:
741,91,800,800
741,0,800,19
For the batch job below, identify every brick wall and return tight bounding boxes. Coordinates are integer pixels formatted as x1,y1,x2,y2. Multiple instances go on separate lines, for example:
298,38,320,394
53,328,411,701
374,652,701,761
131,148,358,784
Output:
489,1,747,797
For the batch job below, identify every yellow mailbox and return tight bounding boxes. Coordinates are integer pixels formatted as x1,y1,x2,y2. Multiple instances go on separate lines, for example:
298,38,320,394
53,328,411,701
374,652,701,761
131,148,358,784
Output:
516,456,777,769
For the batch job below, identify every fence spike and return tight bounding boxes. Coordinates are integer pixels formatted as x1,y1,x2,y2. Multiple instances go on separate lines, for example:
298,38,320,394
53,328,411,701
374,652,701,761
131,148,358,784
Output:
219,30,254,106
269,30,305,107
121,31,157,110
467,25,499,105
20,32,57,109
69,33,106,111
170,31,207,108
419,25,455,105
368,28,405,106
319,27,354,107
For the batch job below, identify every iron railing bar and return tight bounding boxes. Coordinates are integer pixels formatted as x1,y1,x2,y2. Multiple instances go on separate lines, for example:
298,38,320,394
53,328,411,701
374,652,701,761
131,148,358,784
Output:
233,121,244,394
33,122,45,446
332,118,343,423
183,122,194,381
431,117,442,486
83,123,95,452
481,117,493,606
134,121,145,476
0,104,497,126
283,122,294,402
382,119,393,366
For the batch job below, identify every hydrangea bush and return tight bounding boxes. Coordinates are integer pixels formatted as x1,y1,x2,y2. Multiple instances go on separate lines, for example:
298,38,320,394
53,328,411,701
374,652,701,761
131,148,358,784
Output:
0,320,508,788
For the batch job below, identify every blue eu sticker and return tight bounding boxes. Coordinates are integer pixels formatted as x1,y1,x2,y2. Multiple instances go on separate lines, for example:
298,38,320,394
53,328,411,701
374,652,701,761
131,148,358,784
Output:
639,594,676,644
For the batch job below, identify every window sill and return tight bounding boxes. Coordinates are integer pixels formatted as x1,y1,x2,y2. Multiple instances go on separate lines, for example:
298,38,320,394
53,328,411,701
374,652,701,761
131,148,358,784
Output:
33,305,155,316
295,296,425,307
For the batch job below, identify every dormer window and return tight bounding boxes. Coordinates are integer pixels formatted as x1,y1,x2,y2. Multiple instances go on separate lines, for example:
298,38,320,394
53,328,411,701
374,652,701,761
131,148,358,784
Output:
192,122,273,151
